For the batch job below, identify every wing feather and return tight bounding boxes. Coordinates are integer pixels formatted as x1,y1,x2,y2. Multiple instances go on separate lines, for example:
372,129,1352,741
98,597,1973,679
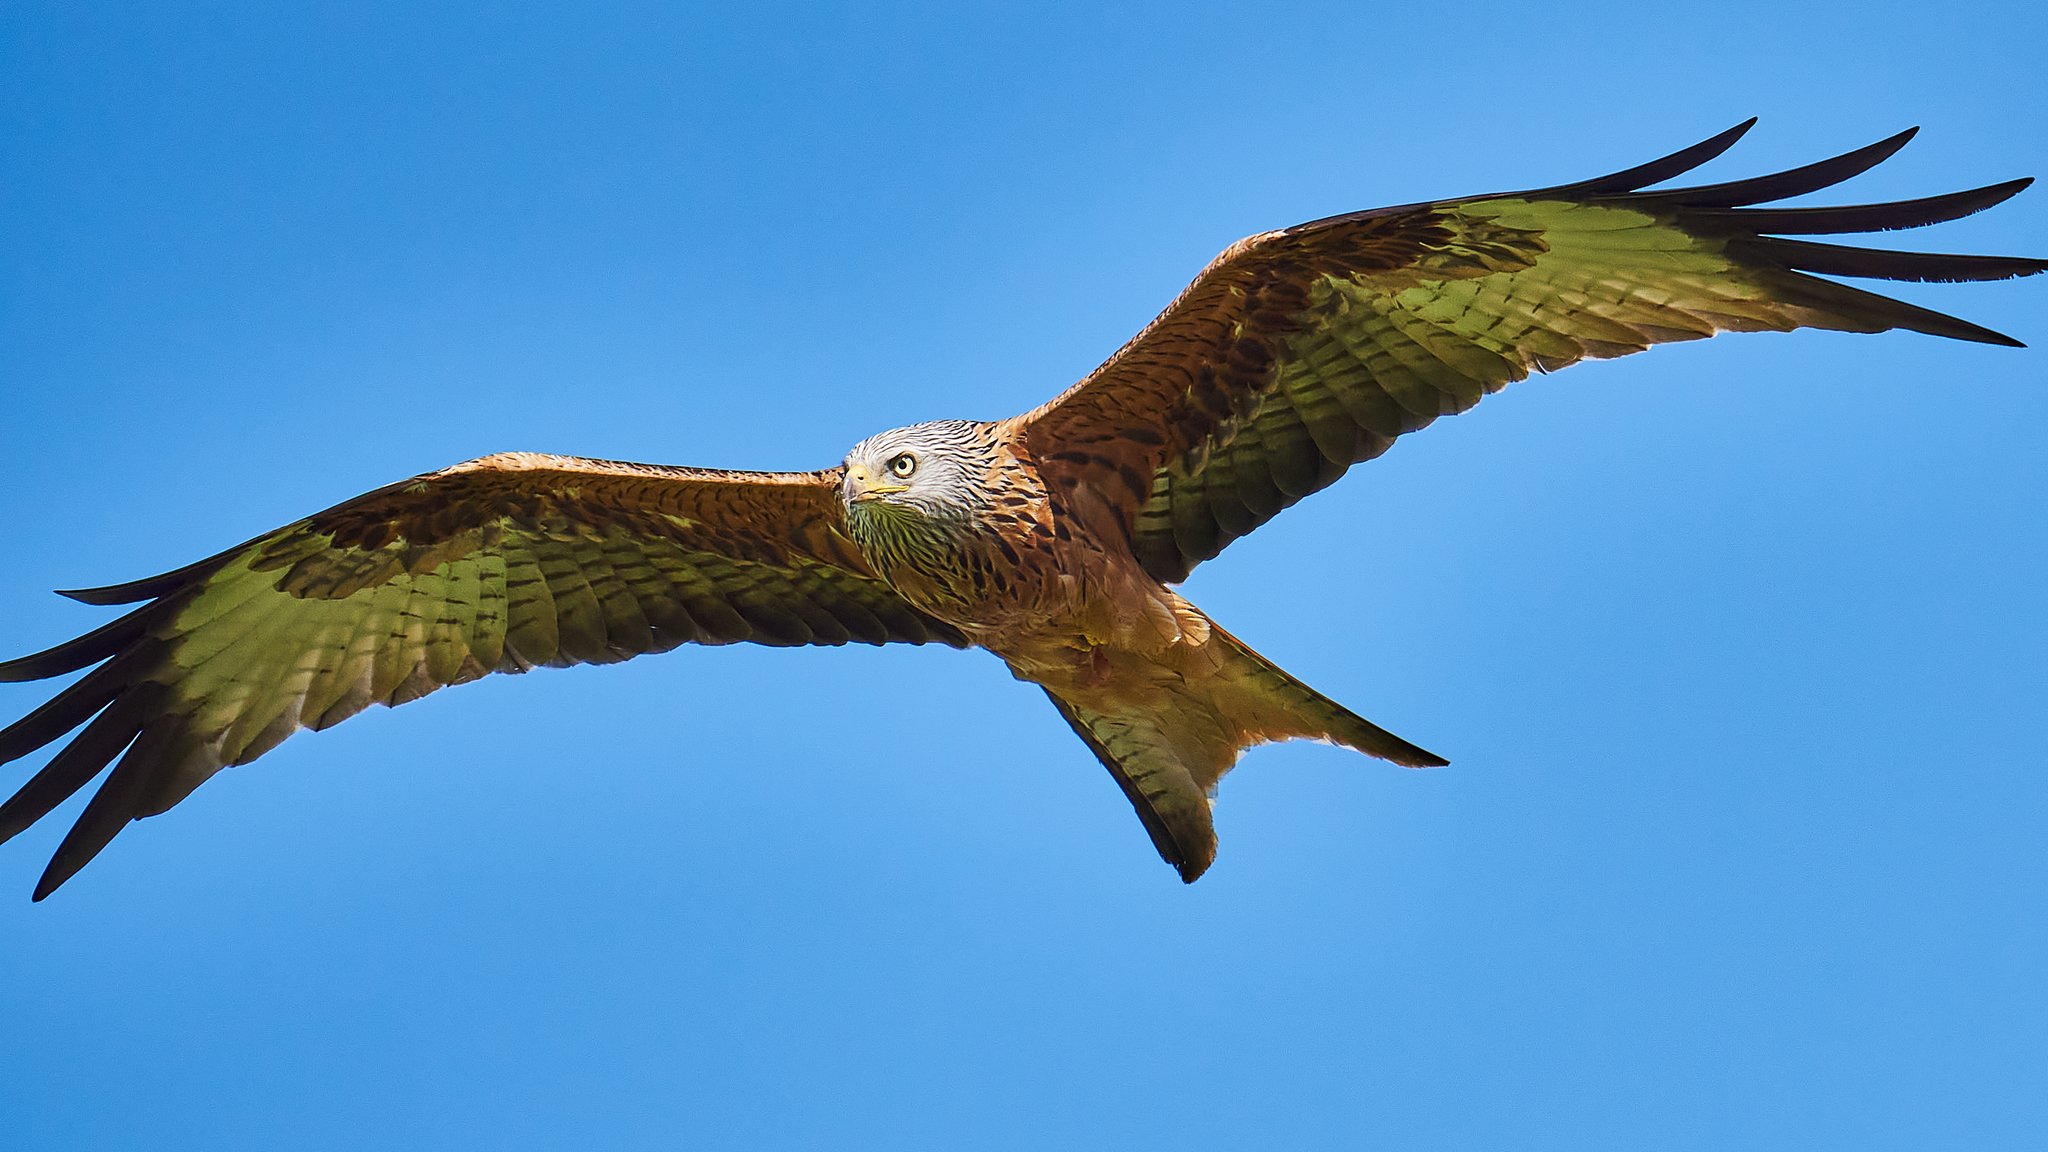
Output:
0,452,965,897
1020,123,2046,583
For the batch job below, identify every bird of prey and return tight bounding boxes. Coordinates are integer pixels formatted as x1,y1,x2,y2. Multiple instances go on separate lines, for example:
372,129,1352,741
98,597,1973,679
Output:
2,121,2041,900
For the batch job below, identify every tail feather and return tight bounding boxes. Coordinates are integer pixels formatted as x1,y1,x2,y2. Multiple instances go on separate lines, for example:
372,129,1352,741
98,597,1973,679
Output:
1207,625,1447,769
1042,688,1218,882
1038,620,1441,883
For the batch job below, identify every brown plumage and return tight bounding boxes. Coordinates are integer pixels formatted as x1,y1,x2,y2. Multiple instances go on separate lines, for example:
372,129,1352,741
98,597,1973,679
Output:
4,121,2042,898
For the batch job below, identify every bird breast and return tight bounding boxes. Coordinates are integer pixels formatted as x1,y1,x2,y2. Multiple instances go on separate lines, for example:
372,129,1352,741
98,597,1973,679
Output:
844,477,1200,665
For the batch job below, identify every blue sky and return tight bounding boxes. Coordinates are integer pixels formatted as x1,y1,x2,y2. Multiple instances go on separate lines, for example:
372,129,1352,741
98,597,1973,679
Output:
2,2,2043,1148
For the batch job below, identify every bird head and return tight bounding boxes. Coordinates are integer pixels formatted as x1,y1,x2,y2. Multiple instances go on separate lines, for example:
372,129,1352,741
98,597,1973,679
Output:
840,420,989,524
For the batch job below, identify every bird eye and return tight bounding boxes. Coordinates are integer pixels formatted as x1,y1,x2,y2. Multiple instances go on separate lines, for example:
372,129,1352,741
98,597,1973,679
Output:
887,453,917,478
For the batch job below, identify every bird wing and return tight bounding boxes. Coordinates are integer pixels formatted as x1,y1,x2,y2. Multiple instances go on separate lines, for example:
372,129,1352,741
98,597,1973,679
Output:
1018,121,2047,584
0,452,965,899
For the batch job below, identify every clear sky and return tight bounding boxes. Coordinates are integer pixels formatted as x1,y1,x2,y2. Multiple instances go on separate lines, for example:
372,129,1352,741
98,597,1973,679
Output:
2,3,2043,1148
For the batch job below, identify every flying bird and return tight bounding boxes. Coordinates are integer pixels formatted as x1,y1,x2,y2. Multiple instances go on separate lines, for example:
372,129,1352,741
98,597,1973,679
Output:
3,121,2042,900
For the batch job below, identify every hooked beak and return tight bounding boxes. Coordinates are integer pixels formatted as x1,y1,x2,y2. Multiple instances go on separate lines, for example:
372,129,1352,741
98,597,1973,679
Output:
844,464,908,504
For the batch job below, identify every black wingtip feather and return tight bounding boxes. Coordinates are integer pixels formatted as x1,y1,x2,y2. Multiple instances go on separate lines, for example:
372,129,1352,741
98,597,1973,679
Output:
1708,178,2036,235
0,663,126,768
1537,118,1759,197
1774,271,2029,346
0,693,149,848
29,721,171,900
1636,126,1920,209
0,605,153,683
58,575,180,606
1597,128,2043,346
1742,237,2048,283
52,544,248,605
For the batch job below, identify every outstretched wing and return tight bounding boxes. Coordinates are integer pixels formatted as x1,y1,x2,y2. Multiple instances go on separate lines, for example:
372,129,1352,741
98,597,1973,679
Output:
1020,121,2047,584
0,452,965,899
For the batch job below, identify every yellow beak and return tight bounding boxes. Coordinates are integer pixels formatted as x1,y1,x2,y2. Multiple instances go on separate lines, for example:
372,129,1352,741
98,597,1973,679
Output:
845,464,908,503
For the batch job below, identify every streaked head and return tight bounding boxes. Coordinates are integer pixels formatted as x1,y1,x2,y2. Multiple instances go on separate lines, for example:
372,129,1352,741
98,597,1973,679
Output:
840,420,992,523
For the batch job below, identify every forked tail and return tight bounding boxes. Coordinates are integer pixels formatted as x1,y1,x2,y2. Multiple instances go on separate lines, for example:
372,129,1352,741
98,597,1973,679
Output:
1041,625,1443,882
